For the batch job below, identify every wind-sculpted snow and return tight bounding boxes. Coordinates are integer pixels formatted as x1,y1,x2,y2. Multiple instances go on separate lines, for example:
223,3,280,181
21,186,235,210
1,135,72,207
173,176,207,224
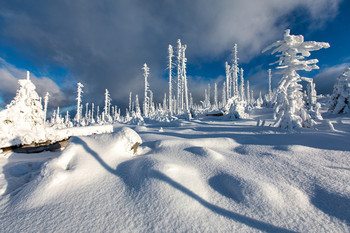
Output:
1,115,350,232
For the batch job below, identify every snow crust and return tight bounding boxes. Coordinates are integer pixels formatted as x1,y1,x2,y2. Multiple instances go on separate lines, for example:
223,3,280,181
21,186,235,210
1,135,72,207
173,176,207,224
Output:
1,110,350,232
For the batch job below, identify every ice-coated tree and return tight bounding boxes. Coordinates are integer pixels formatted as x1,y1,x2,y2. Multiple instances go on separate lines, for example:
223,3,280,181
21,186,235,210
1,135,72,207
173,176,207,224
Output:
256,91,263,108
96,106,100,123
231,43,239,98
207,84,211,106
246,80,250,105
168,45,174,115
222,82,227,107
190,92,193,109
328,67,350,114
85,103,89,121
75,82,84,125
176,39,182,114
104,89,111,120
91,103,95,124
225,62,231,100
142,63,150,117
214,83,218,109
135,94,141,118
163,93,167,112
268,69,272,102
303,77,322,120
43,92,49,125
263,29,329,129
182,45,189,114
0,71,46,145
239,68,245,102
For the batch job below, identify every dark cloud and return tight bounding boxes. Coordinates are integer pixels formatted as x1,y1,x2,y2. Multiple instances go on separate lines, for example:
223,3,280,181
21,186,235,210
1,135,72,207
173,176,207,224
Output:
0,0,341,110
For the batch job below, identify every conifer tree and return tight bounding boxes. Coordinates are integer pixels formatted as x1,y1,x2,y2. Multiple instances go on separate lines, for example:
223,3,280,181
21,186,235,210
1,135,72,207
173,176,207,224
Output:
239,68,245,102
214,83,218,109
44,92,49,125
142,63,150,117
168,45,174,115
75,82,84,125
328,67,350,114
263,29,329,129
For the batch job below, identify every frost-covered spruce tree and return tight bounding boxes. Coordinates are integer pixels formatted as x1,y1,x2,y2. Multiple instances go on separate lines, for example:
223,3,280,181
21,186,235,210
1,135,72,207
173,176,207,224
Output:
225,62,231,100
239,68,245,102
0,71,46,146
75,82,84,125
179,44,190,117
214,83,218,109
256,91,263,108
104,89,112,122
168,45,174,115
142,63,150,117
263,29,329,129
231,43,239,98
176,39,182,114
43,92,49,125
303,77,322,120
134,94,144,124
222,82,227,107
246,80,250,105
328,67,350,114
268,69,272,102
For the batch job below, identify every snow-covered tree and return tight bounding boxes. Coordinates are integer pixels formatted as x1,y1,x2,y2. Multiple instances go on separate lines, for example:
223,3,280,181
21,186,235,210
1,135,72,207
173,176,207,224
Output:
214,83,218,109
231,43,239,98
43,92,49,125
129,92,132,113
142,63,150,117
75,82,84,125
91,103,95,124
0,71,46,146
268,69,272,101
303,77,322,120
168,45,174,115
222,82,227,107
104,89,112,121
246,81,250,105
182,45,190,115
176,39,182,114
263,29,329,129
225,62,231,100
256,91,263,108
328,67,350,114
239,68,245,102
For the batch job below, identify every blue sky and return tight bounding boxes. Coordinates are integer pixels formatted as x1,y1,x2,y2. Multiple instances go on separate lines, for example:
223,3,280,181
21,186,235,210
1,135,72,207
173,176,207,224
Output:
0,0,349,111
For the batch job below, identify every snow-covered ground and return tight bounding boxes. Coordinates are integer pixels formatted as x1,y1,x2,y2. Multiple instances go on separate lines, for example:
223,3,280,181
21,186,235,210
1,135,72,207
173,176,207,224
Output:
1,108,350,232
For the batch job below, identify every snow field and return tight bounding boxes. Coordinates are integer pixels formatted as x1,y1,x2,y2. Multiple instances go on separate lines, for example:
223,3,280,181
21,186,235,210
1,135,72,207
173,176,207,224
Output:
1,116,350,232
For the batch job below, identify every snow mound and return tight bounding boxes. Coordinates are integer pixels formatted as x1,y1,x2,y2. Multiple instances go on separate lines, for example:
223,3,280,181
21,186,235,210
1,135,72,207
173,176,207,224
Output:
11,127,141,208
1,116,350,232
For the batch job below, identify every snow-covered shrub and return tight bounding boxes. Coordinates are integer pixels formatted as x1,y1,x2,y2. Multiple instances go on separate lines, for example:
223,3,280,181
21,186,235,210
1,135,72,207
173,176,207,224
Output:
263,29,329,130
256,92,263,109
223,97,249,119
327,67,350,114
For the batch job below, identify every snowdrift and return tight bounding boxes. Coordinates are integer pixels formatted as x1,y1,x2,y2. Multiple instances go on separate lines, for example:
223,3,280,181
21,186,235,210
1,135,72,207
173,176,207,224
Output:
1,117,350,232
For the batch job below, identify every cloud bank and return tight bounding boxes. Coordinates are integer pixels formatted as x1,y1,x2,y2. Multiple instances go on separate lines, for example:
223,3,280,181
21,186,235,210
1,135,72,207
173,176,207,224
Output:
0,0,341,109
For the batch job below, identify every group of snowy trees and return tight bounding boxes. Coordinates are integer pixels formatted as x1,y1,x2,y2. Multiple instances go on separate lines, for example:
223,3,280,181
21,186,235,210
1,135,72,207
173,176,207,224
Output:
168,39,190,118
2,29,349,143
